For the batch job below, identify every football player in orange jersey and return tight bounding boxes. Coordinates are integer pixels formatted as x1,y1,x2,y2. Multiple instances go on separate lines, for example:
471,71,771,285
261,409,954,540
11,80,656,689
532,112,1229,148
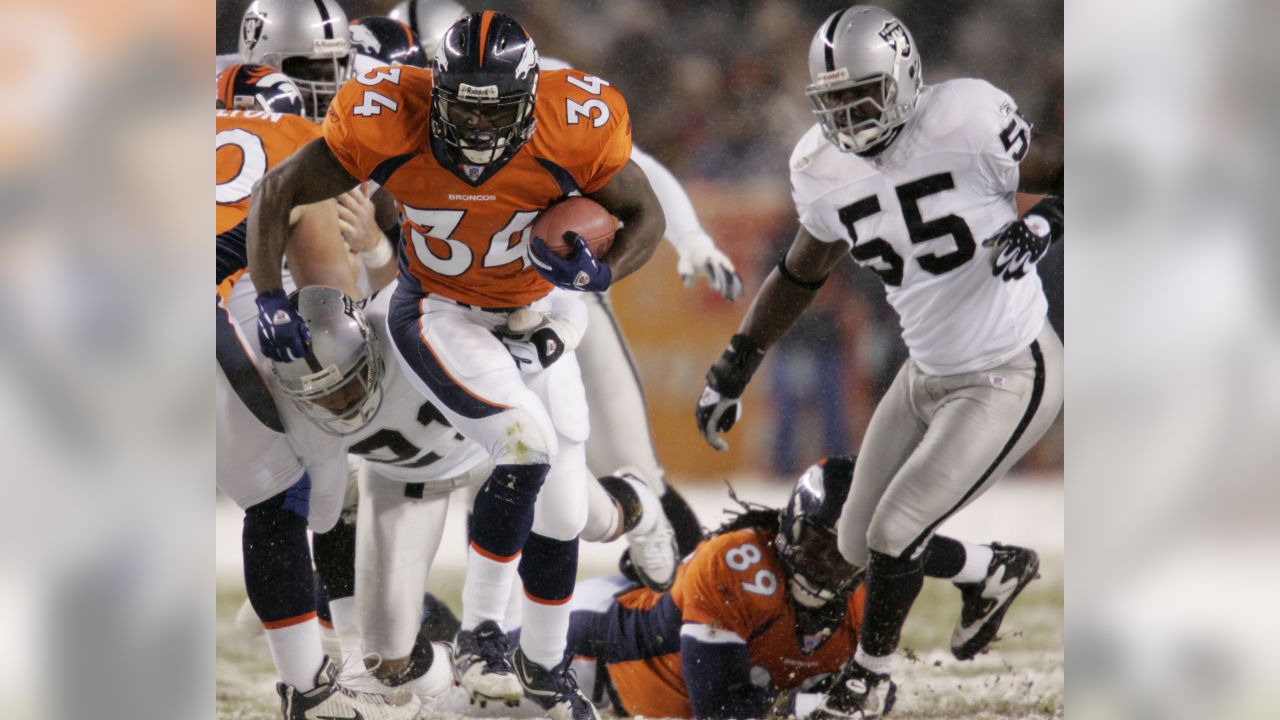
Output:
246,11,665,720
216,63,422,720
522,456,1035,720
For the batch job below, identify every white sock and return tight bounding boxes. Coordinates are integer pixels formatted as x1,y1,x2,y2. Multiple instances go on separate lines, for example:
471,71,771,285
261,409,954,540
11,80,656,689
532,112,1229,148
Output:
328,596,363,665
854,644,893,675
318,620,341,663
265,615,326,691
953,543,995,584
580,480,620,542
461,545,520,630
519,595,570,669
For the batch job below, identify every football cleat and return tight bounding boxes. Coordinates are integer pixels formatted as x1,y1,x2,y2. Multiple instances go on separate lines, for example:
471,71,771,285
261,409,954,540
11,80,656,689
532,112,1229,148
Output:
379,640,456,707
419,592,463,645
812,661,896,720
606,470,678,591
951,543,1040,660
511,647,600,720
452,620,522,706
276,655,420,720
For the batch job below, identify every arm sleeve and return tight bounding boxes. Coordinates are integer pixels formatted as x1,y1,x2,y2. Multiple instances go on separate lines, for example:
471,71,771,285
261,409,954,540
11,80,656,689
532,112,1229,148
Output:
630,145,707,250
680,626,773,719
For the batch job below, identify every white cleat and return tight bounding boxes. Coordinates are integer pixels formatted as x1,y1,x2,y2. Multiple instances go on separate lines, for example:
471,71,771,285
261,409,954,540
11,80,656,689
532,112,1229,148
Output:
617,470,678,591
277,655,421,719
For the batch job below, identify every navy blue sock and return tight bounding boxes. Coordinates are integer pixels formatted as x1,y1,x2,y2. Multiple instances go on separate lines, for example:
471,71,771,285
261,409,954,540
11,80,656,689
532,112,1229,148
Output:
242,477,315,623
518,533,578,603
860,549,925,658
469,463,549,559
312,516,356,603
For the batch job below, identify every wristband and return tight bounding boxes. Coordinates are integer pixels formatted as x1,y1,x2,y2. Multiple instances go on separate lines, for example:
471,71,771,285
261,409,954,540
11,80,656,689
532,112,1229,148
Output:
1026,195,1064,244
708,333,766,398
777,258,828,291
360,235,394,267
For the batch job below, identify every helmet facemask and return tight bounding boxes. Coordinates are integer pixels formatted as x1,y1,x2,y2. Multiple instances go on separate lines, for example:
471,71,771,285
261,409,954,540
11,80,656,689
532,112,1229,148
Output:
272,289,385,436
775,517,861,609
430,81,537,166
277,53,353,120
807,71,912,154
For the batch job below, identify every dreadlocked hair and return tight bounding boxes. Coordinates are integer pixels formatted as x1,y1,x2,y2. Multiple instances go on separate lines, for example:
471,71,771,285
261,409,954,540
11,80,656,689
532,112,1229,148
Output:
706,481,782,539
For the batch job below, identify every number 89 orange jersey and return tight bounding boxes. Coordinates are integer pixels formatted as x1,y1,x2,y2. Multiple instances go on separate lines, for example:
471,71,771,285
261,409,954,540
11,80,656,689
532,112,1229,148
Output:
323,66,632,308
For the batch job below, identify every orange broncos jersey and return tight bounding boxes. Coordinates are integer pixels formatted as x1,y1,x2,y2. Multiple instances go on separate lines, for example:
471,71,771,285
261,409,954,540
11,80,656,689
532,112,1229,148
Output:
215,109,320,295
606,528,867,718
322,66,632,308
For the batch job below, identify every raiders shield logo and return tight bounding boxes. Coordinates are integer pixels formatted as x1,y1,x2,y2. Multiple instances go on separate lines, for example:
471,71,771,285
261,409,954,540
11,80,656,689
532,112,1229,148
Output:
242,14,266,55
877,20,911,58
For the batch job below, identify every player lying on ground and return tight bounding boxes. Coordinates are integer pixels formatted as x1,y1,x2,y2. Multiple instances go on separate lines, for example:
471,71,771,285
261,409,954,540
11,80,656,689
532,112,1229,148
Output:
215,20,422,716
248,11,668,719
256,283,677,709
493,456,1040,719
696,6,1062,718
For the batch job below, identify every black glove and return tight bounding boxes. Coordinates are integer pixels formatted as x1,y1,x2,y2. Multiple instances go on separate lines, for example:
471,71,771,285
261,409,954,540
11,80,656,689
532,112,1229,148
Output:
695,334,765,451
983,195,1062,282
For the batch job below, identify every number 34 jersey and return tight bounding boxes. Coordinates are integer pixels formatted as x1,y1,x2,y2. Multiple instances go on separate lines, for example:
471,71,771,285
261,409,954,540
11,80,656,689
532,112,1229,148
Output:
790,79,1048,376
323,66,632,308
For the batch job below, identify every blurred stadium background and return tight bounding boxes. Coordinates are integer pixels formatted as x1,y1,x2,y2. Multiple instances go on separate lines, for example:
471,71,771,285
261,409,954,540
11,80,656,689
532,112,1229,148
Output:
215,0,1065,484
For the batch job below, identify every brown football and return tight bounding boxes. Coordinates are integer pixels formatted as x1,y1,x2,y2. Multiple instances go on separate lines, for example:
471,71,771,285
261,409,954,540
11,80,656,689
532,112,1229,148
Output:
531,197,617,260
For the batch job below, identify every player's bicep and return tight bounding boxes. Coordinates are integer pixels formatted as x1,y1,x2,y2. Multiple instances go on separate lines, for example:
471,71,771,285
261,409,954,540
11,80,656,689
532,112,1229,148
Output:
265,138,361,208
784,225,849,282
587,159,661,227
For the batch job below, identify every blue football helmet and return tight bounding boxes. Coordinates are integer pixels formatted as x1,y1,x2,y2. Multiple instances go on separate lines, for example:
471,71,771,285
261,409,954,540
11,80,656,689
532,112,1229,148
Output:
216,63,305,116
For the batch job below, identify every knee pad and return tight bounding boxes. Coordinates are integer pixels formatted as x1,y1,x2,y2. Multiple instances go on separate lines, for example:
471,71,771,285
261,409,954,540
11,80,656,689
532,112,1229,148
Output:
487,407,558,466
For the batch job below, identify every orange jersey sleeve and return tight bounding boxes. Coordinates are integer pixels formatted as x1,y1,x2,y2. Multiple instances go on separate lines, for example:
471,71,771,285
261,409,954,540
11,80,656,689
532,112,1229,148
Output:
215,110,320,236
322,66,434,183
529,69,633,194
672,528,788,640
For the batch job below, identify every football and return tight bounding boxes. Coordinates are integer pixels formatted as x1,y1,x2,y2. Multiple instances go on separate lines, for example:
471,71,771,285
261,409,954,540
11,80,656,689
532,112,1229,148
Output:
531,197,617,260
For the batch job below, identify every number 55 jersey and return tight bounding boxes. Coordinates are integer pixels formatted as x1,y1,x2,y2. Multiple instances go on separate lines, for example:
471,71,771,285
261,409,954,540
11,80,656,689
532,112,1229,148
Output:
594,527,866,719
790,79,1048,376
322,65,632,308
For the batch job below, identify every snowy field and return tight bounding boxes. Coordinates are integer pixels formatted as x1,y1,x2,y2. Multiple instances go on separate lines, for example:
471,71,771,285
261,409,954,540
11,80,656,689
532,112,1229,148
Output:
216,475,1063,719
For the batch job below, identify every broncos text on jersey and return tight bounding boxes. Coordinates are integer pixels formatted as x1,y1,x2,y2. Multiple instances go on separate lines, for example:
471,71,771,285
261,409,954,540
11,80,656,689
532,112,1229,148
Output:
790,79,1047,375
322,66,633,308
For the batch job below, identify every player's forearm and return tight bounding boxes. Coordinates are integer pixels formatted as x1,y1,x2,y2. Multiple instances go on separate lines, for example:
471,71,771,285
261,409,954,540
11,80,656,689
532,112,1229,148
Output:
736,266,822,351
681,635,772,719
246,172,295,294
603,207,665,283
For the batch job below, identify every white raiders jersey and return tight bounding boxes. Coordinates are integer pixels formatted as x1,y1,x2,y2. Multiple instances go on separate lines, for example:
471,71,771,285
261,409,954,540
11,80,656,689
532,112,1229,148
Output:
790,78,1048,376
280,282,490,488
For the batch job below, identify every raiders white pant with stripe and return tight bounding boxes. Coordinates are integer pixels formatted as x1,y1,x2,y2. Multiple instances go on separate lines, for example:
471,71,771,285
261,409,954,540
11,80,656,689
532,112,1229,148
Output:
577,291,666,492
837,322,1064,565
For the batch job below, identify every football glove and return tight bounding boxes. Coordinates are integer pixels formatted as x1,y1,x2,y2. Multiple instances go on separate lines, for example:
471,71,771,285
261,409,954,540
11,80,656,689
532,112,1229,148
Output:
676,232,744,301
256,288,311,362
497,308,582,374
983,195,1063,282
696,334,766,451
529,232,612,292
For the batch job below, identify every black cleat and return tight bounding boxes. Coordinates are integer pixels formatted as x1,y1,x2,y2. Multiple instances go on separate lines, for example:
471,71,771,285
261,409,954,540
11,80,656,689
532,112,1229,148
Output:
951,542,1040,660
512,647,600,720
812,661,896,719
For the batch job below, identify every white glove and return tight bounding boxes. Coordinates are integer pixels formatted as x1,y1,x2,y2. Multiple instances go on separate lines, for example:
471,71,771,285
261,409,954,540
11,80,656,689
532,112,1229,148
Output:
675,232,744,301
498,308,583,374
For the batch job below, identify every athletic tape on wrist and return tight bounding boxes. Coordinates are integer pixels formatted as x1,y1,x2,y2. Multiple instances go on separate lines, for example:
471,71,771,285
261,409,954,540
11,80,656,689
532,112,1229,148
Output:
360,236,394,267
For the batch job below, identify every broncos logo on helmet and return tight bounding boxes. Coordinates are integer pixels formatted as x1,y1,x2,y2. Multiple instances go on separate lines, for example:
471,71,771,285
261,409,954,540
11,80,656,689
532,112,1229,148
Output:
216,63,305,116
349,17,429,76
775,456,863,609
430,11,539,167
